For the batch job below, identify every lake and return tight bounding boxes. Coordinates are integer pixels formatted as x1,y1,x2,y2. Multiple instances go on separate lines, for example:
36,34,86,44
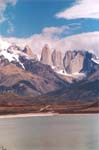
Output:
0,114,99,150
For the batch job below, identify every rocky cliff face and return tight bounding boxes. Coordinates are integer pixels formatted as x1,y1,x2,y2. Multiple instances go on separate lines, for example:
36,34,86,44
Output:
63,51,85,74
52,49,63,70
40,46,99,76
63,50,98,74
40,44,52,65
80,51,98,74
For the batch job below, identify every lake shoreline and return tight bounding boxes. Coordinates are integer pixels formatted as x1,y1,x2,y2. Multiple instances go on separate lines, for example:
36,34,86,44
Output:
0,112,99,119
0,113,55,119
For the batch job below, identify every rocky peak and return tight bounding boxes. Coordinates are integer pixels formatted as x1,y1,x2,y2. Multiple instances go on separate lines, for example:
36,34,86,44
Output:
63,50,97,74
7,44,21,53
52,49,63,69
81,51,98,74
23,45,37,60
40,44,52,65
0,55,9,67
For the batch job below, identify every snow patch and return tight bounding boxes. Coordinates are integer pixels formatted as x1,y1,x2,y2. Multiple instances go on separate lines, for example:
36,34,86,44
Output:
0,50,19,62
91,58,99,64
56,69,86,79
56,69,67,75
71,72,86,78
0,46,28,69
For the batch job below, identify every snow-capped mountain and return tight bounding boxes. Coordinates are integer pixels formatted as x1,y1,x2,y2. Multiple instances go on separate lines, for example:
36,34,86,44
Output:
40,44,99,76
0,40,98,102
0,43,38,69
0,41,99,77
0,42,68,96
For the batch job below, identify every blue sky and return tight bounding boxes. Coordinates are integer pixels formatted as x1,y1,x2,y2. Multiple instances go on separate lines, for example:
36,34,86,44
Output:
0,0,99,38
0,0,99,56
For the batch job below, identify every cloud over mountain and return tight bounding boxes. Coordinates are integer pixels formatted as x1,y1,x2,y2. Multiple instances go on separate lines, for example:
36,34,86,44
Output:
0,38,11,49
1,27,99,57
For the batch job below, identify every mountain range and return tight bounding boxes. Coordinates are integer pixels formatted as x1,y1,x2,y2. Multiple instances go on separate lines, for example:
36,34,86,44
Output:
0,39,99,114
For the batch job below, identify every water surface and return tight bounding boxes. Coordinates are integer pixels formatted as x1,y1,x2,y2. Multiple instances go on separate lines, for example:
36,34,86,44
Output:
0,114,98,150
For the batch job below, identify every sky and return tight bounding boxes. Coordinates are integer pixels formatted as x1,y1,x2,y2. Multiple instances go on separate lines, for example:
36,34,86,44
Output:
0,0,99,55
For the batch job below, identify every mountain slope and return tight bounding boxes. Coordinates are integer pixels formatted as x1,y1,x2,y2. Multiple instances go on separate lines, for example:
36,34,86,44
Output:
0,63,68,97
47,70,99,102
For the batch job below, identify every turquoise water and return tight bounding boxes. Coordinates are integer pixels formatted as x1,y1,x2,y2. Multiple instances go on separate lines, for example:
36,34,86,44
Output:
0,114,99,150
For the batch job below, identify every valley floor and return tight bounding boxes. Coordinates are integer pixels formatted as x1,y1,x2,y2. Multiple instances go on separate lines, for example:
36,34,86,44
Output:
0,101,99,116
0,93,98,115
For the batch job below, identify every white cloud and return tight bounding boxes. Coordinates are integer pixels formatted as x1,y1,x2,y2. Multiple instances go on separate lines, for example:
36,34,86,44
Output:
60,32,99,56
1,27,99,57
56,0,99,19
1,26,69,53
7,21,14,33
0,38,11,49
42,26,69,37
0,0,17,23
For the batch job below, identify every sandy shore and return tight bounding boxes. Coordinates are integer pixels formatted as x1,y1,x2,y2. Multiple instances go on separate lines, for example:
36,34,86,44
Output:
0,113,56,119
